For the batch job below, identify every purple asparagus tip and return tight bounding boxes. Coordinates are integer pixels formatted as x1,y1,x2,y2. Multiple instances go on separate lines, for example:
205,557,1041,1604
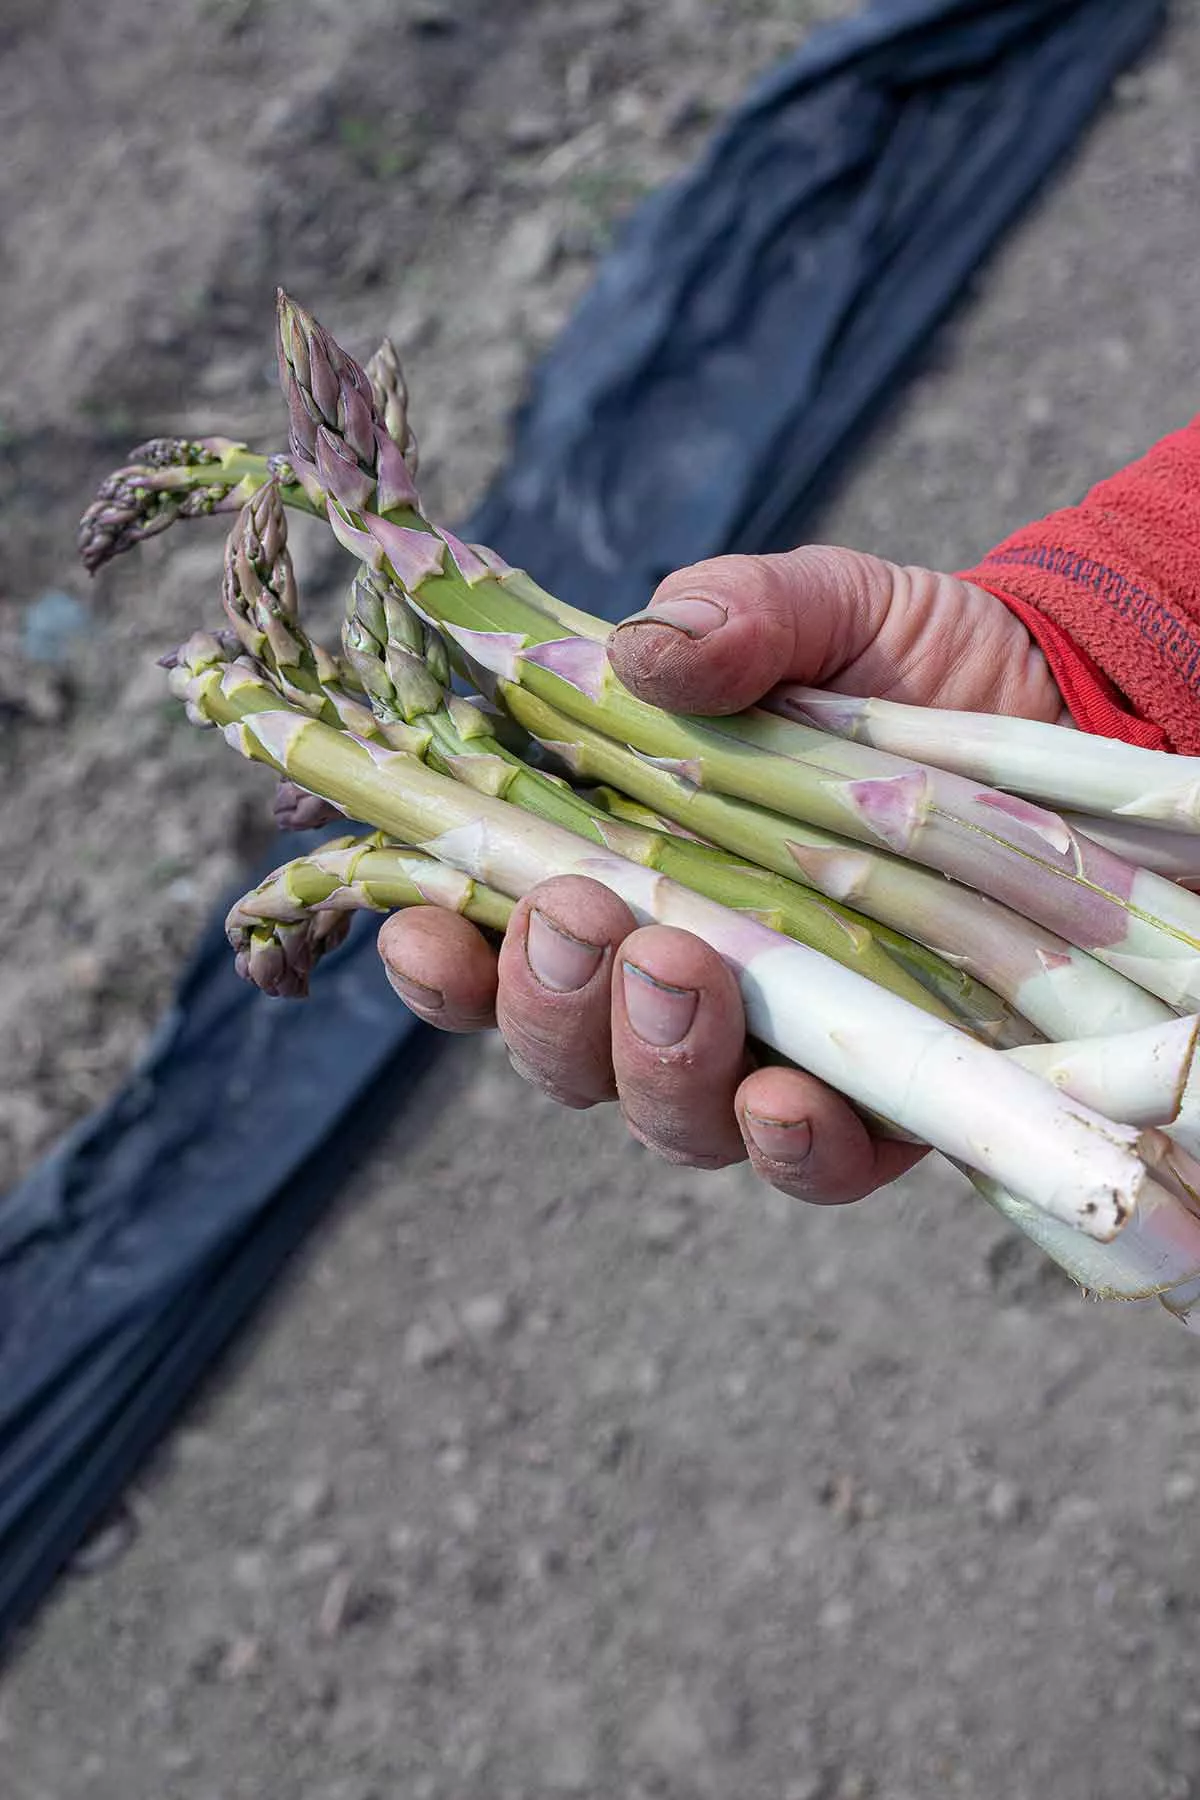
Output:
275,291,420,514
77,437,235,574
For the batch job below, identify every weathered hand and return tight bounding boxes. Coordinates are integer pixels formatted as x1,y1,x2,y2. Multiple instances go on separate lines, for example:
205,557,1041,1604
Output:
378,545,1064,1202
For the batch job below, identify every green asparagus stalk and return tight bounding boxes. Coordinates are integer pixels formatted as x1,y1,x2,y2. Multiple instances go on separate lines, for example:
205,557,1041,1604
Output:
260,300,1163,1038
780,686,1200,828
213,489,978,1027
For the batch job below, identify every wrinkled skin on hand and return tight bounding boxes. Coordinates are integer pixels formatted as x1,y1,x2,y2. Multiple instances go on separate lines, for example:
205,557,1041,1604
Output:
377,545,1065,1205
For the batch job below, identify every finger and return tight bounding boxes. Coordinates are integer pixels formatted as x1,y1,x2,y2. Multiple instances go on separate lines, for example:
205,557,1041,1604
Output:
612,926,749,1169
377,907,499,1033
735,1063,927,1205
607,545,892,715
496,875,636,1109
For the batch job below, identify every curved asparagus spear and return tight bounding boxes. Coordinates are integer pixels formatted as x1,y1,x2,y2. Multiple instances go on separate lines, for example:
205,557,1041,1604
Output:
779,686,1200,828
166,634,1181,1244
227,832,513,996
78,437,316,573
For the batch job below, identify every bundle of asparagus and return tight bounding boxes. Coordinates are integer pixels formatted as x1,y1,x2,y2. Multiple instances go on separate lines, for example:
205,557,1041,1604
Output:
80,293,1200,1332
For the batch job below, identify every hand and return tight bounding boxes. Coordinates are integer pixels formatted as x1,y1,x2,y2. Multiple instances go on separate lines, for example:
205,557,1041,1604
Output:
378,545,1065,1203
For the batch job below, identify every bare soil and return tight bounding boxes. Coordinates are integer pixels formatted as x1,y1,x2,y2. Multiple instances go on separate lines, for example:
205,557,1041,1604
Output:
3,4,1200,1798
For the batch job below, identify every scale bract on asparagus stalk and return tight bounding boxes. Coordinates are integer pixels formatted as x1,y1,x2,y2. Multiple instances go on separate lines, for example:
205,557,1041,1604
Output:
81,287,1200,1333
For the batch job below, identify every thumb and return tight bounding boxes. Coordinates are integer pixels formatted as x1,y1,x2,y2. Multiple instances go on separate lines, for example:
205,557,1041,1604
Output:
606,546,898,717
605,544,1064,720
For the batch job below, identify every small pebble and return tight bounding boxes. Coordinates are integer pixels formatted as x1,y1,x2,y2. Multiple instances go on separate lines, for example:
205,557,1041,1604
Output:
289,1474,335,1520
984,1479,1027,1527
460,1291,518,1342
293,1539,348,1580
636,1202,692,1250
404,1313,460,1369
71,1502,138,1574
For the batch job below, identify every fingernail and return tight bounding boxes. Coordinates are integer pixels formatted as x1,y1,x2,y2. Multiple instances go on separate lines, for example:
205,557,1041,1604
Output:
385,967,445,1012
615,596,727,640
622,960,699,1046
526,908,604,992
743,1111,812,1164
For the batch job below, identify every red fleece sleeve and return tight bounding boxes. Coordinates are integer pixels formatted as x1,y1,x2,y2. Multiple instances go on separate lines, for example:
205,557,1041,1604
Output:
958,416,1200,753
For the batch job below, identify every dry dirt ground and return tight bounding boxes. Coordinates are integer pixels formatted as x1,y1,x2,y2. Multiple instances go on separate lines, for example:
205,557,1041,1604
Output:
2,2,1200,1798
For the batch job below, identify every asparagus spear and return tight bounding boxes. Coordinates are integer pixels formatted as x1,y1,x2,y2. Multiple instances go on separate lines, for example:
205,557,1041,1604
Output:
779,686,1200,828
165,632,1181,1243
78,437,316,573
225,826,1200,1308
227,832,513,996
76,324,411,576
217,483,960,1022
228,818,1197,1137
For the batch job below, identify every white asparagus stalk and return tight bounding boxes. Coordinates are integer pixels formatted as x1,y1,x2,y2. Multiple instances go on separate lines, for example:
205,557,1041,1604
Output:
194,678,1181,1244
780,685,1200,828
